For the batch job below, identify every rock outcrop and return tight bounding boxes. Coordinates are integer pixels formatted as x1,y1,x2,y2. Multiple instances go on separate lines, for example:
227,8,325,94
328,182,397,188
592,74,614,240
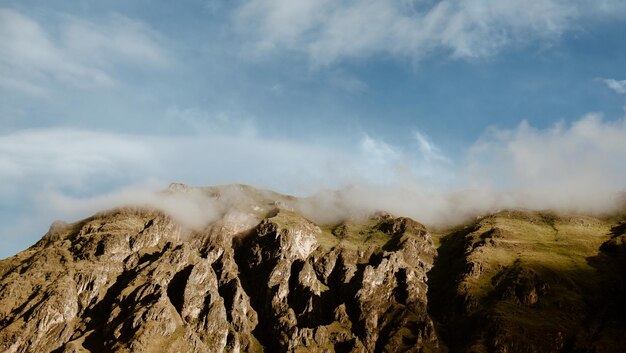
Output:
0,208,261,353
234,212,438,352
0,185,438,353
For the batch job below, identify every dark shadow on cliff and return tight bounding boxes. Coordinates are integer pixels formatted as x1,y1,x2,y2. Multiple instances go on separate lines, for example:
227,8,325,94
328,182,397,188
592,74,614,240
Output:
426,224,478,352
583,221,626,352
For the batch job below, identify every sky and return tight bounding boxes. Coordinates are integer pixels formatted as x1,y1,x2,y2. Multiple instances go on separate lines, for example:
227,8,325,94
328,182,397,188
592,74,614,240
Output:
1,0,626,258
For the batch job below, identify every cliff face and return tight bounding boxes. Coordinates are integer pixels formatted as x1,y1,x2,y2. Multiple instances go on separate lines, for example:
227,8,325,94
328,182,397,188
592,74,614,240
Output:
0,185,625,353
234,212,438,352
0,185,438,353
0,208,258,353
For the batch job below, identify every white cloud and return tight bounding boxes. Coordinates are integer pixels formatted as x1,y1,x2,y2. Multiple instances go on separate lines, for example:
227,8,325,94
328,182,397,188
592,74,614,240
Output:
236,0,626,65
294,114,626,226
413,129,449,163
603,78,626,94
0,129,156,196
0,127,355,200
360,135,401,165
0,9,169,94
40,183,224,231
2,113,626,258
62,14,169,68
464,114,626,211
5,114,624,223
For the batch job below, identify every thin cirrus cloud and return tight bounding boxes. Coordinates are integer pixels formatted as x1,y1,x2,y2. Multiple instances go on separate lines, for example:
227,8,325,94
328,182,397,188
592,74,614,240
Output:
413,130,449,163
0,8,169,95
236,0,626,65
0,129,157,197
0,127,354,199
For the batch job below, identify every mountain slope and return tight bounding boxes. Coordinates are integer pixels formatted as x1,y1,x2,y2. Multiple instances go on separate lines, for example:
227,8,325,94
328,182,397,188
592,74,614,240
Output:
0,184,625,352
0,185,438,353
428,210,626,353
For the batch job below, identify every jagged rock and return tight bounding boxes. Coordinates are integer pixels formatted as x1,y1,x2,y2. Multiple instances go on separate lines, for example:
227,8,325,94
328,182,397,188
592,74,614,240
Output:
234,210,438,352
0,207,261,353
0,186,439,353
3,185,625,353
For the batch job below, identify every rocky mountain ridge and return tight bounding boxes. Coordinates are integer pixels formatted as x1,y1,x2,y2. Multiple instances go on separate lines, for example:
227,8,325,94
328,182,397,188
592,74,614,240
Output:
1,184,625,352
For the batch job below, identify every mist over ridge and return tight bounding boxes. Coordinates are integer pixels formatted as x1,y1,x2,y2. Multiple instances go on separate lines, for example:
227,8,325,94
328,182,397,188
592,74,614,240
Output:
30,113,626,231
1,112,625,259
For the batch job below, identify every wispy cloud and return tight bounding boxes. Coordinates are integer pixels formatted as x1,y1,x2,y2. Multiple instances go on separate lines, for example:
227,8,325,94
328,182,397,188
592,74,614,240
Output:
3,112,625,225
0,129,156,196
360,135,401,165
0,127,353,199
236,0,626,65
603,78,626,94
413,129,449,163
0,8,169,95
1,112,626,257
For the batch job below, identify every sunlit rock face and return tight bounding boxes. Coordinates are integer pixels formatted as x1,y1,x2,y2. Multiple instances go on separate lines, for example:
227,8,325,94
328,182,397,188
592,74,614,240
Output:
0,185,439,353
234,212,438,352
1,185,626,353
0,208,259,353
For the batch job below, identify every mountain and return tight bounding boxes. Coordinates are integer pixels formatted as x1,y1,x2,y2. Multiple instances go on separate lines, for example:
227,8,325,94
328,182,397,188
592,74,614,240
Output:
0,184,625,353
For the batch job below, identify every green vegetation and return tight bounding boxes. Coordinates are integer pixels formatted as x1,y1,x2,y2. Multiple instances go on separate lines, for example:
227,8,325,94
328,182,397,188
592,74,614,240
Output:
428,209,626,352
268,209,397,251
268,209,311,229
327,219,391,250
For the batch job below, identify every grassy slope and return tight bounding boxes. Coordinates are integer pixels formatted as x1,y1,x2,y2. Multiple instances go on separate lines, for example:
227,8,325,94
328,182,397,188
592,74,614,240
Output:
269,209,407,252
428,209,626,352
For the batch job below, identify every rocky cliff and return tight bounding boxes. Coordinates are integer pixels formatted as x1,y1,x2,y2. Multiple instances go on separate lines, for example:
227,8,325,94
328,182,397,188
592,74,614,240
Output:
0,185,438,353
0,185,625,353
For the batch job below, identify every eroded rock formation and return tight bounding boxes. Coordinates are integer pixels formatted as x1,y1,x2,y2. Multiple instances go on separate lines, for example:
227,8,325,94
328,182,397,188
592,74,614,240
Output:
2,185,626,353
0,186,438,353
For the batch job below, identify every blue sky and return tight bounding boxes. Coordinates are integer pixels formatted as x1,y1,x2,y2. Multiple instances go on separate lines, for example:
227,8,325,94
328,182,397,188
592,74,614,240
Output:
1,0,626,258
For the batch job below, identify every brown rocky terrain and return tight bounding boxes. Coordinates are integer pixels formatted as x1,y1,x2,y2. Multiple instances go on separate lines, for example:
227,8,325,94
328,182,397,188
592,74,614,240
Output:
0,184,625,352
0,185,438,353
